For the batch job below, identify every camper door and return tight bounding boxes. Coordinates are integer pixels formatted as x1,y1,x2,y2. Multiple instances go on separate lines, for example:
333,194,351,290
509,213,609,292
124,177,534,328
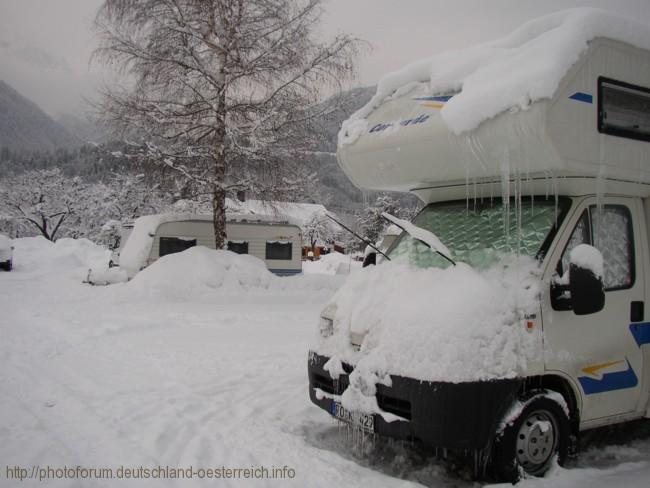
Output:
542,196,646,424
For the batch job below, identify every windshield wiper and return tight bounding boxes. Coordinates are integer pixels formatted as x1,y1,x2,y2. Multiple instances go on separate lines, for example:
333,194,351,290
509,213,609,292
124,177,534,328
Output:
325,213,391,261
381,212,456,266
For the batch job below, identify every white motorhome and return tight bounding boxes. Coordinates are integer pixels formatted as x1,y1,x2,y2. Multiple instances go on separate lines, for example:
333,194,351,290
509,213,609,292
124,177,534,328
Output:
308,9,650,482
118,213,302,277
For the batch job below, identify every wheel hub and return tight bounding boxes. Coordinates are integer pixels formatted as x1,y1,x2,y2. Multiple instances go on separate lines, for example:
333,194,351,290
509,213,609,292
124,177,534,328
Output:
515,410,557,472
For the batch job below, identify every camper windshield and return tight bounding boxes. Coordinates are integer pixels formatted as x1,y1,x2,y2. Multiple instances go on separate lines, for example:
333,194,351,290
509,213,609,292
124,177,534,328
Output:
387,199,568,269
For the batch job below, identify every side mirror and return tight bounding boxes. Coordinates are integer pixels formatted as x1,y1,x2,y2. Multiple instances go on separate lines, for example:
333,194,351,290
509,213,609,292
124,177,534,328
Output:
362,252,376,268
569,244,605,315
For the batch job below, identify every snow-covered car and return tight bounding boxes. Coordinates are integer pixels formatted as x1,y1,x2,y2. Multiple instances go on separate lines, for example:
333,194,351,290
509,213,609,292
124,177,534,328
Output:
0,234,14,271
309,10,650,483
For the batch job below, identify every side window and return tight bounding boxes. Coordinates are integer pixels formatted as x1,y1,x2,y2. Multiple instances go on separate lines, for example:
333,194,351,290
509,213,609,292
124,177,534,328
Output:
591,206,634,290
227,241,249,254
558,205,633,291
159,237,197,257
560,210,590,277
266,241,292,260
598,77,650,142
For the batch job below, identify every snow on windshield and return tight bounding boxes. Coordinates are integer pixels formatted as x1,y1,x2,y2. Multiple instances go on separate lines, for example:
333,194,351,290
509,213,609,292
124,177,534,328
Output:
340,8,650,143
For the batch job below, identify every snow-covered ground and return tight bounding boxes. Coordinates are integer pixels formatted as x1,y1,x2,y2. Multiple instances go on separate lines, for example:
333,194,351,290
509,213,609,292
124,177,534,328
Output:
1,238,649,487
303,251,361,276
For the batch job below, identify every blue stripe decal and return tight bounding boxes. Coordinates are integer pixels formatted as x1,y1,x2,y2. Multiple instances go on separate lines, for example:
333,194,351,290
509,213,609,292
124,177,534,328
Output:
578,359,638,395
569,92,593,104
414,95,453,102
630,322,650,347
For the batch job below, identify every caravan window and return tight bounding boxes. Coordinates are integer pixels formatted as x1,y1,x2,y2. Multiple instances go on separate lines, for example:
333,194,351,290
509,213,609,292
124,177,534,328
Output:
266,241,292,260
598,77,650,142
227,241,249,254
159,237,197,257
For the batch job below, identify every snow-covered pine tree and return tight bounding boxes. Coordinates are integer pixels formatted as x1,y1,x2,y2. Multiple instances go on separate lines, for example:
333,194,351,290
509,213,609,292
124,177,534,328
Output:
93,0,362,248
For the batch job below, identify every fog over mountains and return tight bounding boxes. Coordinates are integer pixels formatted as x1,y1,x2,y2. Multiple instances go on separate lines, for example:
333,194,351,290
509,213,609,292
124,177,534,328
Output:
0,80,79,152
0,80,403,214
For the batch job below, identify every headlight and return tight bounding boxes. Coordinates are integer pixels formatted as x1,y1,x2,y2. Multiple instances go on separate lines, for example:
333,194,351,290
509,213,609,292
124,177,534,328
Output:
319,316,334,338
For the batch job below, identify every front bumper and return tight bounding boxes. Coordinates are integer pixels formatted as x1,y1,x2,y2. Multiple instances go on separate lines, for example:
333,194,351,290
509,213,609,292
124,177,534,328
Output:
308,351,522,451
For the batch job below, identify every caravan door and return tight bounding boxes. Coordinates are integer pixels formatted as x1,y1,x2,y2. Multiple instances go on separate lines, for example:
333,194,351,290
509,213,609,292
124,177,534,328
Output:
543,196,645,425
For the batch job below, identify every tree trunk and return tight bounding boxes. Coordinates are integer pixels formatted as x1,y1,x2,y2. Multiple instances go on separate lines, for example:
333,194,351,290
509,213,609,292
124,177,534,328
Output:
212,180,227,249
212,54,228,250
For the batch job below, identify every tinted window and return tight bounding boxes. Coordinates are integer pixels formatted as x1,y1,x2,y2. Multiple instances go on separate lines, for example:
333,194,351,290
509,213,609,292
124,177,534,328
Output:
266,241,292,260
599,77,650,142
159,237,197,257
227,241,249,254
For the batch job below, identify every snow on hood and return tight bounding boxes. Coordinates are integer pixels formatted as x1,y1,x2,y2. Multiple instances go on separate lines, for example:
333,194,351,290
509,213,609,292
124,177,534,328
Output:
340,8,650,143
312,255,542,386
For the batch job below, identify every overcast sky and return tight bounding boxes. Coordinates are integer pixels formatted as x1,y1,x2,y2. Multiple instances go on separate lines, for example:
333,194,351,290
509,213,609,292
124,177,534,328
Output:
1,0,650,117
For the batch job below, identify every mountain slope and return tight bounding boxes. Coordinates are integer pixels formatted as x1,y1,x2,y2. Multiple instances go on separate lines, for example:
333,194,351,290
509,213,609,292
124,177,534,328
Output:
0,80,79,152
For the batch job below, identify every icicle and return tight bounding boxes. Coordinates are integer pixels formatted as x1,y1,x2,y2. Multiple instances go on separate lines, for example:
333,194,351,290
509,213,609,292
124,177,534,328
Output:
473,178,477,212
500,147,511,239
465,166,470,217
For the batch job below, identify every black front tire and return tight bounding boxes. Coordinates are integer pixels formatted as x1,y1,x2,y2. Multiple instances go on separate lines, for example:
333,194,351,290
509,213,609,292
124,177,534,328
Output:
492,391,570,483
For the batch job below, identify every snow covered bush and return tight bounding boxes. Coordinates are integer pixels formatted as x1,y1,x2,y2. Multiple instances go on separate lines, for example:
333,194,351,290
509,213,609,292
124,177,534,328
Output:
0,168,91,241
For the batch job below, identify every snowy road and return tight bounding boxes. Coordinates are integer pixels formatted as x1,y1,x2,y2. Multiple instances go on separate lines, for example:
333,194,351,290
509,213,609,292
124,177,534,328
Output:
1,238,649,487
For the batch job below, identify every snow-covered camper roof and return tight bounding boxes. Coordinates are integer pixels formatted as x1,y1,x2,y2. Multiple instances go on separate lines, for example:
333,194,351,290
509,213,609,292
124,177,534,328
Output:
226,199,342,235
337,8,650,201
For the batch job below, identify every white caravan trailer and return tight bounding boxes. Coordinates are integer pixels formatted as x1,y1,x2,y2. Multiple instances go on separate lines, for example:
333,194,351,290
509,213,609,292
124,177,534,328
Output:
119,213,302,277
308,9,650,482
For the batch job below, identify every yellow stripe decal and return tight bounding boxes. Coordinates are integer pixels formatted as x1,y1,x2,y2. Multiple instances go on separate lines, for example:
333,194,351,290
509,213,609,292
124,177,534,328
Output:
582,360,625,377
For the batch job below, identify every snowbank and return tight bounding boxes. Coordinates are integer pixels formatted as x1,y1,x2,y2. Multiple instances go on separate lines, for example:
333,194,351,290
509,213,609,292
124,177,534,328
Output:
340,8,650,141
313,255,542,386
0,233,12,250
86,267,129,286
117,246,344,301
12,236,110,270
122,246,274,301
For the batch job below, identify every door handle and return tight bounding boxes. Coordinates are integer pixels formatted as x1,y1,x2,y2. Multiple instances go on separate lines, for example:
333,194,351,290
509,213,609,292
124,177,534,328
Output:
631,301,644,322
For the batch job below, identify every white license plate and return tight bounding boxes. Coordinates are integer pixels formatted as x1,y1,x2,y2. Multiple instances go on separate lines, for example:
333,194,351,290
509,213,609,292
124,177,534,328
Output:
331,401,375,433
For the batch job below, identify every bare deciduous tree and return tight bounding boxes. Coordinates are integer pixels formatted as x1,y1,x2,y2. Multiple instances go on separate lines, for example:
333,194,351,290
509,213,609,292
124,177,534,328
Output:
93,0,362,248
0,169,88,241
